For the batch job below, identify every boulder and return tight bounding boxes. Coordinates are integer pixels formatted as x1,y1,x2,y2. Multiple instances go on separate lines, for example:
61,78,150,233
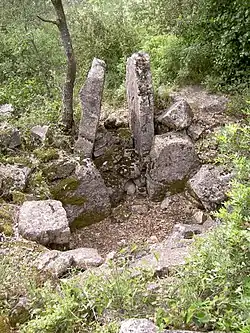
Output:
147,133,199,200
35,247,104,277
170,86,228,114
34,250,73,278
68,247,104,269
30,125,49,144
44,156,78,181
75,58,106,158
0,123,21,151
126,52,154,160
188,165,231,210
120,319,158,333
157,99,193,130
18,200,71,246
51,159,111,228
0,164,30,199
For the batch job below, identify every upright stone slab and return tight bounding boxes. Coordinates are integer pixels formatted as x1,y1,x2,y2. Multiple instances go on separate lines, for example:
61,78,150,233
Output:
75,58,106,158
126,52,154,160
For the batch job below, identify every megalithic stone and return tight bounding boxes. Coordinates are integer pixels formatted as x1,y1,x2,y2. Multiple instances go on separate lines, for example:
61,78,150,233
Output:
75,58,106,158
126,52,154,161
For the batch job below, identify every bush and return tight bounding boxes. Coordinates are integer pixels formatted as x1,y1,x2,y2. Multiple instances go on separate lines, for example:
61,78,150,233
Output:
20,265,155,332
177,0,250,91
156,102,250,332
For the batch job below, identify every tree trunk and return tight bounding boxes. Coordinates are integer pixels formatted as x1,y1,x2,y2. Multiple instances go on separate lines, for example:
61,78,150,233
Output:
51,0,76,132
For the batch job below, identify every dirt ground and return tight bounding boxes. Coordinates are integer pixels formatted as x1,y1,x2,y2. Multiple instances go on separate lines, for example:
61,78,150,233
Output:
70,194,197,256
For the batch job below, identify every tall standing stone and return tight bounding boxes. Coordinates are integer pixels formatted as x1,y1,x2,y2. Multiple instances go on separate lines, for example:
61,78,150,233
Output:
126,52,154,161
75,58,106,158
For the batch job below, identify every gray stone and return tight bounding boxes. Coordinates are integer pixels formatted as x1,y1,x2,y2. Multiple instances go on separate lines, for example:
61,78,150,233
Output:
34,250,73,278
45,156,78,181
192,210,208,225
0,104,13,118
126,52,154,160
124,180,136,195
147,133,199,200
61,159,111,228
187,122,206,140
68,247,104,269
75,58,106,158
120,319,157,333
93,126,119,158
103,107,129,129
0,123,21,150
157,99,193,130
30,125,49,144
170,86,228,114
0,164,30,199
188,165,231,210
18,200,71,246
34,247,103,277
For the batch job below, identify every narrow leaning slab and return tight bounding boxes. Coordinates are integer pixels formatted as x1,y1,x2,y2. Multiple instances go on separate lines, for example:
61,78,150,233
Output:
75,58,106,158
126,52,154,161
18,200,71,246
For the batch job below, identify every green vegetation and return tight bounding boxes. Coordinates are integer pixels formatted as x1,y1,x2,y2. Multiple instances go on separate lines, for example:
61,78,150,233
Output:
0,0,249,332
155,102,250,332
1,0,249,128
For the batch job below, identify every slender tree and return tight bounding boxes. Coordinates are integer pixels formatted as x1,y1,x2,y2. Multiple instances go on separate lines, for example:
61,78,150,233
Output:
38,0,76,132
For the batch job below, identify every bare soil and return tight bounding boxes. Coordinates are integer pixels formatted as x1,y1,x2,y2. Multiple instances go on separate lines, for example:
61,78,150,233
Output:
70,194,196,256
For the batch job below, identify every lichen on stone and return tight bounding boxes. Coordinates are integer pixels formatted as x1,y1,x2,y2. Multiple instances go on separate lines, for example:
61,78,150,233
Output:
50,176,85,205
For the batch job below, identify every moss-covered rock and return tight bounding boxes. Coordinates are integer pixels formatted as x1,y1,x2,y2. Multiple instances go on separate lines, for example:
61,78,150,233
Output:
0,204,17,237
42,156,78,181
71,211,108,229
51,161,111,228
50,176,86,205
33,147,59,163
26,170,51,200
12,190,28,204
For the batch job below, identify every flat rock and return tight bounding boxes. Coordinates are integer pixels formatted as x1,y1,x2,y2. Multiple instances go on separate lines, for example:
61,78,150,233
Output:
18,200,71,246
120,319,158,333
188,165,231,210
126,52,154,160
170,86,228,114
147,133,199,200
157,99,193,130
68,247,104,269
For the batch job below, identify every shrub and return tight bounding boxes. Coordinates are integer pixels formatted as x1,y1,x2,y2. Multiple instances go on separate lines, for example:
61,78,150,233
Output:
156,102,250,332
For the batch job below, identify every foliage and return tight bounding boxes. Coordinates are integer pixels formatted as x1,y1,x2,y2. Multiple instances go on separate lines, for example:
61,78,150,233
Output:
156,103,250,332
177,0,250,91
20,264,155,332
